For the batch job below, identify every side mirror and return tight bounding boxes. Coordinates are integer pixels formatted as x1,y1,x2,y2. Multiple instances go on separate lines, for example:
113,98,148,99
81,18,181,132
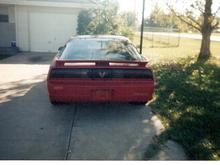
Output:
57,46,64,58
58,46,64,51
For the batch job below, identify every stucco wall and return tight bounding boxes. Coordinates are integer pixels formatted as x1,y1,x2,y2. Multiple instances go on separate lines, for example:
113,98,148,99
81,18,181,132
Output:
0,22,15,47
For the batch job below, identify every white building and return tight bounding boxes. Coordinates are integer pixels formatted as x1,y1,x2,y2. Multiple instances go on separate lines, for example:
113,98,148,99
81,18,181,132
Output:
0,0,97,52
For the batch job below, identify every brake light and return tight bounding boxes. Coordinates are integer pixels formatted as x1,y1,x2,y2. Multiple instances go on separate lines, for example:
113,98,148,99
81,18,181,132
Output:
64,62,96,66
109,62,139,67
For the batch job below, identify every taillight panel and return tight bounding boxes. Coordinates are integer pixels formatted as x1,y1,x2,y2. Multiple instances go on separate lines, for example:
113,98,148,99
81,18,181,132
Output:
49,68,153,79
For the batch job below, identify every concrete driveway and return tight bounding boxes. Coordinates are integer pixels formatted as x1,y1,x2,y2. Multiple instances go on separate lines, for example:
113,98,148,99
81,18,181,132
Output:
0,52,186,160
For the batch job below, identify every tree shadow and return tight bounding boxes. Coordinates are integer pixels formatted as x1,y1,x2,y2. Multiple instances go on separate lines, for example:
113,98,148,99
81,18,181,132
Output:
144,58,220,160
0,78,159,160
0,74,47,103
0,52,55,65
0,80,76,160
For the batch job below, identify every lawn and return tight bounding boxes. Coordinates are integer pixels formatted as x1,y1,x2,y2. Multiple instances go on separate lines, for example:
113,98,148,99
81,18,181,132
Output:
133,35,220,64
213,33,220,36
133,35,220,160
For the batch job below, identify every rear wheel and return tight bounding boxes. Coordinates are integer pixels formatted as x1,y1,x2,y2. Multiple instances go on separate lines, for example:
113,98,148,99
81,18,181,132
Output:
50,100,60,105
130,102,147,105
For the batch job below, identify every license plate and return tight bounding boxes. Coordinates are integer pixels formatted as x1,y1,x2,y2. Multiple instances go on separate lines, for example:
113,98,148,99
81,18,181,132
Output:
92,89,112,101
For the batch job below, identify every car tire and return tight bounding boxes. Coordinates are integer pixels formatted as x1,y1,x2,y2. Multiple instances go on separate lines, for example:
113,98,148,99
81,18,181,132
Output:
50,100,59,105
130,102,147,105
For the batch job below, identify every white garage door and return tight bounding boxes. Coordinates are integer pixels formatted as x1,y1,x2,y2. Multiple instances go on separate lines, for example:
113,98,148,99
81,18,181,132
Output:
29,10,76,52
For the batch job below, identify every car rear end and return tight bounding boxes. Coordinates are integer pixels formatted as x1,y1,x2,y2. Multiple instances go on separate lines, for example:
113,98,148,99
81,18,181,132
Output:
47,36,155,104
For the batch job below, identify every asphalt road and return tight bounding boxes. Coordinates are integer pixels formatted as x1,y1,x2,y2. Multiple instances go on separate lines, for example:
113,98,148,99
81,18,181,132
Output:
0,53,186,160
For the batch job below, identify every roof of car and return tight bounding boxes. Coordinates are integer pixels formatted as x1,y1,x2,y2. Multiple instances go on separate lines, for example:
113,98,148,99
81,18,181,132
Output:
70,35,130,41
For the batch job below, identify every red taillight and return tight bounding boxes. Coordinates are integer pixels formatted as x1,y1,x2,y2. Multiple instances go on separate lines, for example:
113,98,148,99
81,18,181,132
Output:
48,68,153,79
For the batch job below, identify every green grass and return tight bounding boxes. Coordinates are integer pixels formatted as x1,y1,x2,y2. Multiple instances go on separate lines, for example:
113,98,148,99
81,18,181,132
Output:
133,35,220,64
133,36,220,160
213,33,220,36
151,60,220,160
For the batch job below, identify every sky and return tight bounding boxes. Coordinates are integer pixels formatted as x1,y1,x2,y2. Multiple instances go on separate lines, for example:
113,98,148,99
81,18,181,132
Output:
118,0,167,17
118,0,220,22
118,0,170,22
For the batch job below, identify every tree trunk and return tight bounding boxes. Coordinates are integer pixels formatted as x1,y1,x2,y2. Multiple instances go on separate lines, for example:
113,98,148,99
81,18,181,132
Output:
198,0,213,61
198,31,211,60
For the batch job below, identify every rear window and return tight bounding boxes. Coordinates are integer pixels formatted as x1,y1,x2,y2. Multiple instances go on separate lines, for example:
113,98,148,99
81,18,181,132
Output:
59,39,142,61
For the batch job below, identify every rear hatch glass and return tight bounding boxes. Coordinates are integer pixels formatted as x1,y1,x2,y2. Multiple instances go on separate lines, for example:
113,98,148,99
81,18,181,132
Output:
59,39,142,61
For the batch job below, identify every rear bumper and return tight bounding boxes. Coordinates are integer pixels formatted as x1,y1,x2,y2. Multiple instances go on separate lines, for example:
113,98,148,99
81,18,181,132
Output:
47,79,154,103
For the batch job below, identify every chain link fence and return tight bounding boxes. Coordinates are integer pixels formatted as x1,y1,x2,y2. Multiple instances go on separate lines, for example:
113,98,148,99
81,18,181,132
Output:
143,27,181,48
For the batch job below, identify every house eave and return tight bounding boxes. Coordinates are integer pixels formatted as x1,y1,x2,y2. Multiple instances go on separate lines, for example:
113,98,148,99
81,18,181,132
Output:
0,0,98,9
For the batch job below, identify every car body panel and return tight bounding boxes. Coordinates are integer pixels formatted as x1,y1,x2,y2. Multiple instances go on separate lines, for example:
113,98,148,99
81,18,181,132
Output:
48,78,154,103
47,36,155,103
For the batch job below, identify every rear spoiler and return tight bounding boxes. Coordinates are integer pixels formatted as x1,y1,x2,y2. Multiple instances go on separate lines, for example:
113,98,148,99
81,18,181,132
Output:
52,60,149,68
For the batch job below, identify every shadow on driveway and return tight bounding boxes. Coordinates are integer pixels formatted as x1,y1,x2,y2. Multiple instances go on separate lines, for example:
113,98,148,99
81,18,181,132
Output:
0,52,186,160
0,81,75,160
0,79,160,160
0,52,55,65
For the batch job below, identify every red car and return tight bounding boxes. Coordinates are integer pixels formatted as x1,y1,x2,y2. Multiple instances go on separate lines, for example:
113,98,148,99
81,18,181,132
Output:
47,35,154,105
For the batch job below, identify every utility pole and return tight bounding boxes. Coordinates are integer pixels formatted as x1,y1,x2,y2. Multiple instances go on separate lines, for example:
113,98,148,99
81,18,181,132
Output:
140,0,145,54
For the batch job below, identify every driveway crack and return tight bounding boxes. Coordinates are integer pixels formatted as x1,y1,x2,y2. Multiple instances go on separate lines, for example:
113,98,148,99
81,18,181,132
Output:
64,104,78,160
